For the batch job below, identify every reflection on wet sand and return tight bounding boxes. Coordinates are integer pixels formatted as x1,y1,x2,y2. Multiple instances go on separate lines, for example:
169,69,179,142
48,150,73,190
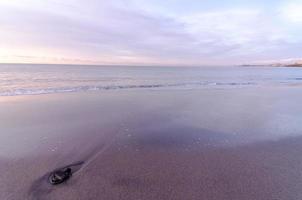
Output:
1,88,302,199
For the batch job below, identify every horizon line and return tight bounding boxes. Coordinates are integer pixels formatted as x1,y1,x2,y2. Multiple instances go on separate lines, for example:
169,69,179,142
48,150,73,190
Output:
0,62,238,68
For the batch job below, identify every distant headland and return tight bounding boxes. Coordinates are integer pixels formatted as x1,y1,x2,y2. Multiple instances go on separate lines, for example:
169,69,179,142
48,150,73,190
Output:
240,61,302,67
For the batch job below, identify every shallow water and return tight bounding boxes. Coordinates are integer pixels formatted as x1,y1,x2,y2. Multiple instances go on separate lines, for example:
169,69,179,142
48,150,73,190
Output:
1,88,302,159
1,64,302,96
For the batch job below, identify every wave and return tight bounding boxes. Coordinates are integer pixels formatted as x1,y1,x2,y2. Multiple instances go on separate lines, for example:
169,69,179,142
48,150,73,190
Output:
0,82,257,96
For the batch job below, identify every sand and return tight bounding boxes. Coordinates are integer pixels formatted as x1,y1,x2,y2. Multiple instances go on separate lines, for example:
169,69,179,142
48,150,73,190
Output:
1,88,302,200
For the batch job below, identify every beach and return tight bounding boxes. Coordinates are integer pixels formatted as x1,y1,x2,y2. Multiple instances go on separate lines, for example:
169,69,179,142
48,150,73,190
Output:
1,87,302,200
2,0,302,198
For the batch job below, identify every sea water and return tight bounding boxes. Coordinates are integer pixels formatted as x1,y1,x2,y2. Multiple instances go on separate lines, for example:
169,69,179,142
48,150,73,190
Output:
0,64,302,96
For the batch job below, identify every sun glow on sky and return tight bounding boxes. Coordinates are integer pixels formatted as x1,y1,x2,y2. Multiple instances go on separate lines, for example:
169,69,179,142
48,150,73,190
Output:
0,0,302,65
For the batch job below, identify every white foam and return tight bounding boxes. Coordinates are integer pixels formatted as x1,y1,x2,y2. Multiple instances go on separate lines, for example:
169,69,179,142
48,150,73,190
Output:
0,82,257,96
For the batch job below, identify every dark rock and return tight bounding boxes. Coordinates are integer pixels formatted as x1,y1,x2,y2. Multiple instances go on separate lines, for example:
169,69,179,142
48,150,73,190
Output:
48,167,72,185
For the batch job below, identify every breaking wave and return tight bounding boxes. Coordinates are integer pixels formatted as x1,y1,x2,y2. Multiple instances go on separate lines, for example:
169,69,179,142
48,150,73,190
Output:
0,81,256,96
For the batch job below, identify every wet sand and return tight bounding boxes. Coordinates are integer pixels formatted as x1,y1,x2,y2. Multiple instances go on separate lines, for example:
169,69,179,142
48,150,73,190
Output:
1,88,302,200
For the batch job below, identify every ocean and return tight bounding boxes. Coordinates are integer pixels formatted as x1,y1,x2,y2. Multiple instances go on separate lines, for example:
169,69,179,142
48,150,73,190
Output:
0,64,302,96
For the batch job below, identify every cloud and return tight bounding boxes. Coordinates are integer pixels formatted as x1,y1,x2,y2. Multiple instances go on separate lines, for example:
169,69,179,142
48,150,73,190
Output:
182,9,291,51
0,0,301,65
0,1,236,65
279,1,302,23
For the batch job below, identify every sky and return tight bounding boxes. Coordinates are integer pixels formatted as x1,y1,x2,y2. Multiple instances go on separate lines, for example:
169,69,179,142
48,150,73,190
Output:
0,0,302,66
